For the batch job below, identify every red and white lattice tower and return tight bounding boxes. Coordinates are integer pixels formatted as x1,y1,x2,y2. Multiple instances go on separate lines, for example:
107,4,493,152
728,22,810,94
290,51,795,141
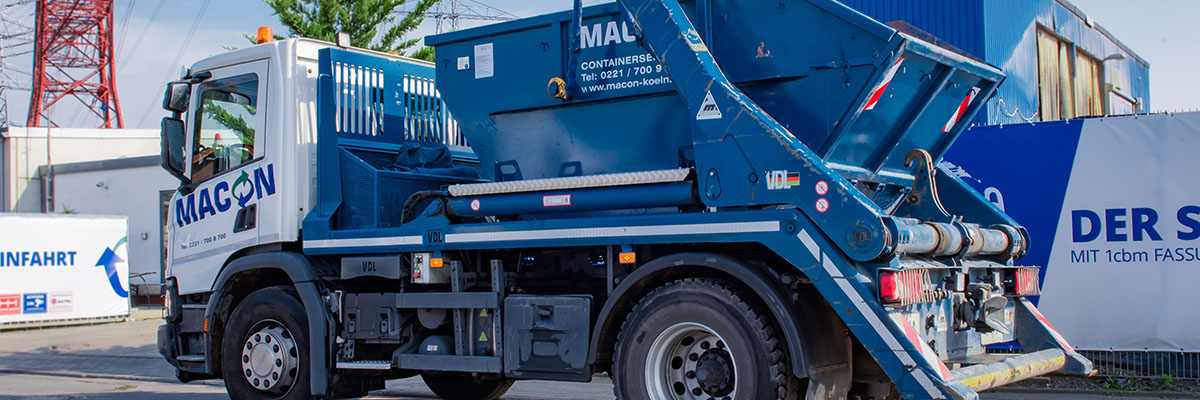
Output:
26,0,122,128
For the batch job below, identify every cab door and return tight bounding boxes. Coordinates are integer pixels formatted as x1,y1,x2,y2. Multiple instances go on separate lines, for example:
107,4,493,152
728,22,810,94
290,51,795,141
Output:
169,59,271,294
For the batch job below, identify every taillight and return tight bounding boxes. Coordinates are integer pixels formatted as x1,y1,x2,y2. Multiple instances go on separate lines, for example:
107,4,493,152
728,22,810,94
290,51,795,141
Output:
878,269,933,305
1010,267,1041,296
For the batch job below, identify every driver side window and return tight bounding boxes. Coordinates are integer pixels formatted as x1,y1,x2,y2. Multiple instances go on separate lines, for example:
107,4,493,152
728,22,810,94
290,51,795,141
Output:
190,74,260,183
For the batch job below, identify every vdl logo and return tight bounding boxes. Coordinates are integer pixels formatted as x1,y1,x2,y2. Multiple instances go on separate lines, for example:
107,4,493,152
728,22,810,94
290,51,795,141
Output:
176,164,276,228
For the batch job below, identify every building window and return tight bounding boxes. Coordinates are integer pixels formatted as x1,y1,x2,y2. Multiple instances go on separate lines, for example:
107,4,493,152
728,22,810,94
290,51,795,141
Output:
1074,53,1102,117
1037,29,1104,121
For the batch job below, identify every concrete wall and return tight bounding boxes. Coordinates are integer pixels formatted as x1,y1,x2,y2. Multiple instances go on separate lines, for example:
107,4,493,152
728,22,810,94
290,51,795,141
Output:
43,157,179,287
0,127,161,213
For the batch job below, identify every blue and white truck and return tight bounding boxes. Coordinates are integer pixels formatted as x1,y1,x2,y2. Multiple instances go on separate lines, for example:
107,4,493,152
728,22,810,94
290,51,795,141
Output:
156,0,1093,399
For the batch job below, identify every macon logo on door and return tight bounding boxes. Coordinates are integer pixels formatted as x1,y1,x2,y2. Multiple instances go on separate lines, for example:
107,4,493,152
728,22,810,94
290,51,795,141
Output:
175,164,276,228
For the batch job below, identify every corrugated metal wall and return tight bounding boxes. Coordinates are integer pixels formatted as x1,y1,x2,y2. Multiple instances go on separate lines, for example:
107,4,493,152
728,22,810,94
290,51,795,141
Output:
982,0,1150,124
839,0,1151,125
839,0,987,57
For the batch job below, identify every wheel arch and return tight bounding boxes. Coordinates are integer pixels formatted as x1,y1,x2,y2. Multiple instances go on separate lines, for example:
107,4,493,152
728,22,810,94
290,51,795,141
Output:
203,248,332,397
588,251,824,380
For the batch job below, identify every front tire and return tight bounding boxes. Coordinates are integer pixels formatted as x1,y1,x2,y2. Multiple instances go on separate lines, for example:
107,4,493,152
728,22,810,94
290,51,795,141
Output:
421,372,514,400
221,286,311,400
613,278,801,400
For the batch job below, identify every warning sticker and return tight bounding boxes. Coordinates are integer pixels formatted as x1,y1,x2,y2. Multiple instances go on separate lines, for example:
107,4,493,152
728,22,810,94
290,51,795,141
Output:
543,194,571,207
0,294,19,316
696,91,722,120
815,198,829,213
814,180,829,196
474,43,494,79
470,199,481,211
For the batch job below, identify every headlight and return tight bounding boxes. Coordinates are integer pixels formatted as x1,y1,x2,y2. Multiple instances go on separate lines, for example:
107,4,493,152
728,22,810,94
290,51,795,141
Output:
163,279,181,322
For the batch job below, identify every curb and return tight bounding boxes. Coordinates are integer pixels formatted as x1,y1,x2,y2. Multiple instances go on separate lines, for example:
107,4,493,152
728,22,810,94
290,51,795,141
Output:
989,386,1200,398
0,368,223,387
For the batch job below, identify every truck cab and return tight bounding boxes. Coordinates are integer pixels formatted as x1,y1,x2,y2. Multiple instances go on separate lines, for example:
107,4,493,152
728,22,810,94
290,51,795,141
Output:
158,38,478,397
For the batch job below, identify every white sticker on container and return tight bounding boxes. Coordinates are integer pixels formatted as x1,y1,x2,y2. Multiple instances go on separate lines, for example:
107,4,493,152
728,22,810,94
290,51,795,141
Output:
457,56,470,71
543,194,571,207
474,43,493,79
815,198,829,213
696,90,722,120
814,180,828,195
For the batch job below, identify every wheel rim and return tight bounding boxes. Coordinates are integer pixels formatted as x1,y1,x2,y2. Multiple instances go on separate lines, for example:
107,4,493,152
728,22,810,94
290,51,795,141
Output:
645,322,737,400
240,319,299,394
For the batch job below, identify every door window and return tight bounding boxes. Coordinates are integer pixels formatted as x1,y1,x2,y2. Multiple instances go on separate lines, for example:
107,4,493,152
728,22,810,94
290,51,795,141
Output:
190,74,260,182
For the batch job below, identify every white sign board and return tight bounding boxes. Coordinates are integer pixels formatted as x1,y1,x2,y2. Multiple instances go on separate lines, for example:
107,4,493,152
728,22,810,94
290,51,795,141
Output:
0,214,130,325
945,112,1200,352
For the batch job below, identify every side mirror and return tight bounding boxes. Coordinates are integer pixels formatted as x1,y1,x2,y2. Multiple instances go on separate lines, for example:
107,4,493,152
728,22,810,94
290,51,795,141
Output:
160,117,190,184
162,82,190,113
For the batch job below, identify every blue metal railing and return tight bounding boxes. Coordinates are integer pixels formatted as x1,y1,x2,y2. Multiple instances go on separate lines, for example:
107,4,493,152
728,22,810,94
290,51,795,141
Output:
322,48,465,148
306,48,473,235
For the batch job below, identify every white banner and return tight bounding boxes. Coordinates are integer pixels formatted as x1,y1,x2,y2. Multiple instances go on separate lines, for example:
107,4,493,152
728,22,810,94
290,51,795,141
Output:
945,112,1200,352
0,214,130,325
1040,114,1200,352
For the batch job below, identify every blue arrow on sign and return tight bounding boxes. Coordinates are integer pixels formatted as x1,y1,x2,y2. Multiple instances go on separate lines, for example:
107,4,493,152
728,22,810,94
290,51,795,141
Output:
96,247,129,298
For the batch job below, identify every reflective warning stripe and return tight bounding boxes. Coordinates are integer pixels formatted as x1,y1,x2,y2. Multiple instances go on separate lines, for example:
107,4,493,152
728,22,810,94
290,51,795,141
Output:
446,221,780,244
943,87,979,132
863,57,905,111
891,313,954,380
305,236,423,249
1020,298,1075,352
796,229,942,397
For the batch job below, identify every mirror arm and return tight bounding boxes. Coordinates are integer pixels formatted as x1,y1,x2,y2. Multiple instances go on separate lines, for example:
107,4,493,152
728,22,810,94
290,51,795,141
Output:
176,182,196,196
185,70,212,83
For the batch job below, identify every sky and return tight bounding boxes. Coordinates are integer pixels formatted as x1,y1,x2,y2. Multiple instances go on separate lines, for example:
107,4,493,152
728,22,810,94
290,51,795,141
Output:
2,0,1197,129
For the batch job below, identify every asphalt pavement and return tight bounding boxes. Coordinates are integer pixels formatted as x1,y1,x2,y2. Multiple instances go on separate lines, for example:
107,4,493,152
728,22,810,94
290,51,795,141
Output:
0,316,1180,400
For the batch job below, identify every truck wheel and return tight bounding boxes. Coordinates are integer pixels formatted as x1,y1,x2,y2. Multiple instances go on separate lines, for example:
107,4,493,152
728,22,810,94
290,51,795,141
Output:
221,286,311,400
421,372,514,400
613,278,801,400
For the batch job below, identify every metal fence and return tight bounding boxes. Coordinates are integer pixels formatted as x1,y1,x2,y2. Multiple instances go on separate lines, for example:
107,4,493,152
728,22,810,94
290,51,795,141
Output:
1077,350,1200,380
987,348,1200,379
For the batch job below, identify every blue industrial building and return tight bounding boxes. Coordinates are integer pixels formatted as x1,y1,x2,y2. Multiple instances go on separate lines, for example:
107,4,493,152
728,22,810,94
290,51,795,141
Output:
842,0,1150,125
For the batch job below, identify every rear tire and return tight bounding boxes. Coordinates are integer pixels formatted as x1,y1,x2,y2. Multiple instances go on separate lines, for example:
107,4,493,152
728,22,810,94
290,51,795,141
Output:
613,278,802,400
221,286,311,400
421,372,514,400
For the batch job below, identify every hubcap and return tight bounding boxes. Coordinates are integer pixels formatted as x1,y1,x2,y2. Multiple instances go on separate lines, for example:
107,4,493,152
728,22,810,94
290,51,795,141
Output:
645,322,738,400
240,320,299,394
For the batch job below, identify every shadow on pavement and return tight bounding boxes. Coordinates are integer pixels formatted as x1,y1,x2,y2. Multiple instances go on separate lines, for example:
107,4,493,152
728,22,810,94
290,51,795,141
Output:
0,391,227,400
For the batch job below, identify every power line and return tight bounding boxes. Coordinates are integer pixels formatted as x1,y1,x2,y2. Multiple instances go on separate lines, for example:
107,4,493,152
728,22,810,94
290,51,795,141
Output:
460,0,517,18
138,0,209,128
115,0,161,75
0,0,34,128
395,0,518,34
114,0,135,51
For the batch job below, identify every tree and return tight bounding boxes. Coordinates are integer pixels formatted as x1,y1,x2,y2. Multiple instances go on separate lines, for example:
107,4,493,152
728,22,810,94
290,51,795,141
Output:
264,0,438,61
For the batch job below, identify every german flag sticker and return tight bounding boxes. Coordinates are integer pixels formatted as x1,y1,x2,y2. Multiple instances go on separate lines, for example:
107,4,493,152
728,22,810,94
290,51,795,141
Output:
767,170,802,190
